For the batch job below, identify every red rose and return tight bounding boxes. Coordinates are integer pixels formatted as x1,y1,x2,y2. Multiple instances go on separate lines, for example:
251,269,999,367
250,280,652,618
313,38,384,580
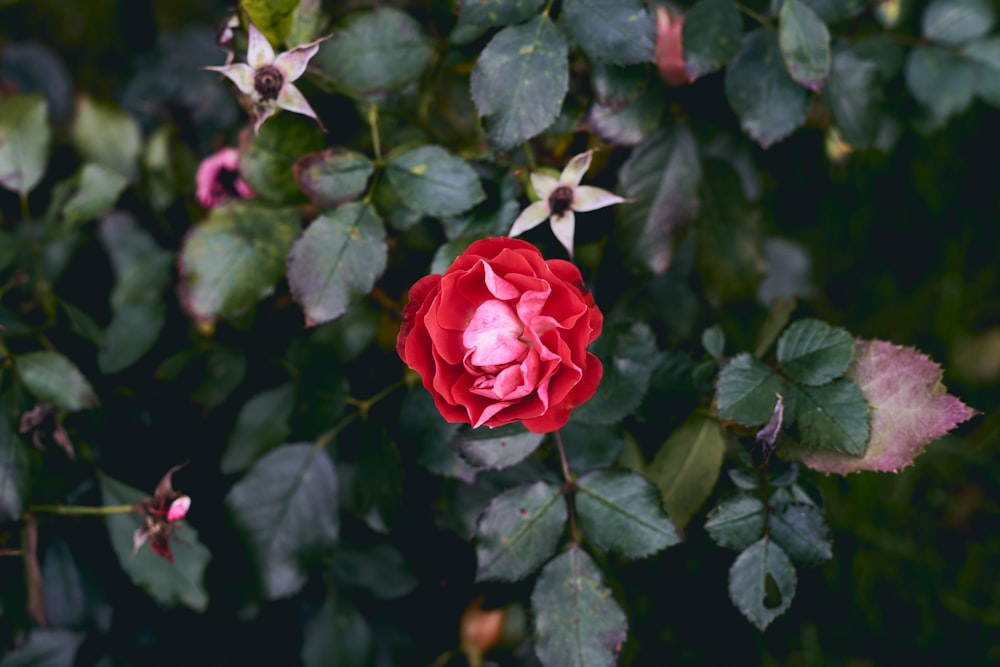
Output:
397,237,603,434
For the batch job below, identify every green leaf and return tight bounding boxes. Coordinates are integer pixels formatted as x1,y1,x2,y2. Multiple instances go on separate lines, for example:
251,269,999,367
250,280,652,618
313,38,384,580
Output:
531,547,628,667
0,629,83,667
332,542,418,599
385,145,486,217
966,37,1000,108
705,493,766,550
61,164,128,226
0,416,30,521
561,421,624,475
98,303,166,374
922,0,995,46
400,389,474,482
293,148,375,208
70,96,141,179
226,443,339,599
475,481,567,581
315,8,432,98
99,212,172,303
453,422,545,470
16,351,97,411
287,202,387,327
696,159,763,303
301,597,372,667
776,318,854,385
459,0,545,27
242,0,298,45
616,124,701,275
905,46,977,126
0,93,50,195
240,114,325,204
352,424,404,532
778,0,831,92
702,326,725,359
100,474,210,611
769,502,832,564
561,0,655,65
715,353,785,426
286,0,326,46
179,201,300,325
647,415,726,531
725,29,809,148
821,45,883,148
470,15,569,150
572,321,659,425
729,537,797,630
59,300,104,345
587,69,666,146
791,378,870,454
681,0,743,79
221,384,295,474
575,469,681,558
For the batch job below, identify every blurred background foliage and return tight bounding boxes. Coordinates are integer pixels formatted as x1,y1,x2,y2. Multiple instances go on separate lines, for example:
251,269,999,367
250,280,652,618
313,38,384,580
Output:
1,0,999,665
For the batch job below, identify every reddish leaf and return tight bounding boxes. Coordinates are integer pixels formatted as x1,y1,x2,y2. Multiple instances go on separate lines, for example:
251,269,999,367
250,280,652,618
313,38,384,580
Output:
796,340,978,474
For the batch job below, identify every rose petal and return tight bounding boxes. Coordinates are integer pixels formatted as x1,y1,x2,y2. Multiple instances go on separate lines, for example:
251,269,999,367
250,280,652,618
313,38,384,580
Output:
462,300,527,367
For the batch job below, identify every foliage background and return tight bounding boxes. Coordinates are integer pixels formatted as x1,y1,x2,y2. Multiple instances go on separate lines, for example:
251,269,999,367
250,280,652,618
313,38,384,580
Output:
1,0,999,665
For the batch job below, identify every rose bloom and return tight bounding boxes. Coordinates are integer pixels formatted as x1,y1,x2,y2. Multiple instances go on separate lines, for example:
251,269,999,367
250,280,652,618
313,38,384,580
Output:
397,237,603,434
195,147,255,208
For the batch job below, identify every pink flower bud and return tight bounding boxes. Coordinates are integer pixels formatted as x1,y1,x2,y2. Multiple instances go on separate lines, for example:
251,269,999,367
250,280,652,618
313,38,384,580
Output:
655,7,691,87
167,495,191,522
195,147,255,209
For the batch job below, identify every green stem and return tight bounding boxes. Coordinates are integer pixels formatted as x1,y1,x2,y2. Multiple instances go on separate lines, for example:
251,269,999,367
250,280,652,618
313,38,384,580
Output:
554,430,580,546
368,104,383,165
19,192,29,221
735,2,773,28
28,504,135,516
313,412,360,452
346,378,407,420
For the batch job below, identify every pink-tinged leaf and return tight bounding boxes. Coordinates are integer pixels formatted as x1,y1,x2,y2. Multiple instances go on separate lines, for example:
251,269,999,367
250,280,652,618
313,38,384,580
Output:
796,339,978,474
167,495,191,522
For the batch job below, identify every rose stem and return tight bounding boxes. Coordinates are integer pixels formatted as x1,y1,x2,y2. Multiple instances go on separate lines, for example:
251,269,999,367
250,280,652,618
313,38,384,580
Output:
554,430,580,546
27,504,135,515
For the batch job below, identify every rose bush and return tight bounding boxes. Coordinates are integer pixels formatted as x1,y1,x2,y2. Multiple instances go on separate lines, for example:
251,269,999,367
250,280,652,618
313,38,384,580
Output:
396,237,603,433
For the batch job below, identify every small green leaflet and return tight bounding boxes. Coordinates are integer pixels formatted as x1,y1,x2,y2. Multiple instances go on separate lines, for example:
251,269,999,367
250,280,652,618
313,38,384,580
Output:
647,415,726,531
293,148,375,208
776,318,855,386
0,93,50,195
385,145,486,217
791,378,870,455
715,353,785,426
728,537,797,630
705,493,766,550
778,0,831,92
453,422,545,471
16,351,98,411
681,0,743,80
561,0,655,66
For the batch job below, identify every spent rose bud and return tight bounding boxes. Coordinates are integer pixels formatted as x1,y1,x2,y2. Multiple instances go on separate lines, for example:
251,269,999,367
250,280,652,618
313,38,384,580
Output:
195,147,255,208
396,237,603,434
133,464,191,563
655,7,691,87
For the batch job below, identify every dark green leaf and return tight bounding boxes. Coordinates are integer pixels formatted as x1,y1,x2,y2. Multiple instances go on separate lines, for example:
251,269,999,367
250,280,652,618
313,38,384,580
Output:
532,547,628,667
922,0,994,46
682,0,743,79
561,421,624,475
705,493,766,550
41,539,111,632
562,0,655,65
59,300,104,346
776,318,854,385
453,422,545,471
61,164,128,226
905,46,977,126
696,160,763,303
16,351,97,411
352,424,403,532
242,0,298,45
315,8,432,98
286,202,387,327
70,96,141,179
460,0,546,27
475,481,567,581
791,378,870,454
802,0,866,22
576,469,681,558
293,148,375,208
647,415,726,531
385,145,486,217
715,353,785,426
728,469,758,491
470,15,569,150
779,0,830,92
287,0,326,47
616,124,701,275
822,46,884,148
100,474,210,611
99,212,173,308
190,346,247,409
588,74,665,146
98,303,166,374
725,29,809,147
240,114,325,204
964,37,1000,108
0,629,83,667
0,416,30,521
572,321,659,425
400,389,474,482
769,503,832,565
729,537,797,630
0,93,49,195
226,443,339,599
179,201,300,325
301,597,373,667
333,542,418,599
221,384,295,474
702,326,725,359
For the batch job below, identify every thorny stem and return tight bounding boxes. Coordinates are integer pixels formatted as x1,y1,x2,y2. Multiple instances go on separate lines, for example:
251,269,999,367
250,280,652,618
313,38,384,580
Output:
735,2,774,28
554,430,580,546
28,504,135,516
